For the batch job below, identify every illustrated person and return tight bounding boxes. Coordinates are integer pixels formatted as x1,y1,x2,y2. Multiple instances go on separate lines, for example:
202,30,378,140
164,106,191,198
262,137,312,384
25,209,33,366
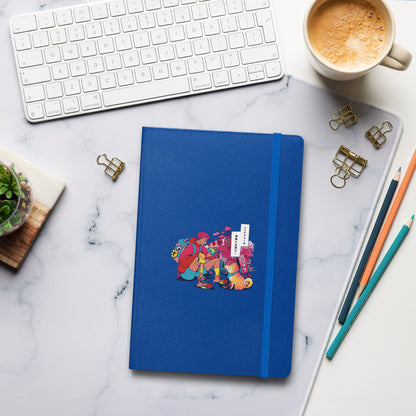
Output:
177,232,227,289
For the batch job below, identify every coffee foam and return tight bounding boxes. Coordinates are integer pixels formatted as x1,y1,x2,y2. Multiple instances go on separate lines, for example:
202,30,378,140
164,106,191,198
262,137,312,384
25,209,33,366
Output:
308,0,386,71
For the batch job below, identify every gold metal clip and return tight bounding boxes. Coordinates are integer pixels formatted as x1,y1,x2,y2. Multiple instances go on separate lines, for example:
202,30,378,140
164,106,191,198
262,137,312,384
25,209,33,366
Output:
96,154,125,181
329,104,358,130
331,145,367,188
365,121,393,149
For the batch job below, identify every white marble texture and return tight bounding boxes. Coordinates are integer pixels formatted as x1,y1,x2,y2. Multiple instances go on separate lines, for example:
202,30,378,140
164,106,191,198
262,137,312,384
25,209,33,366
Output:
0,1,415,416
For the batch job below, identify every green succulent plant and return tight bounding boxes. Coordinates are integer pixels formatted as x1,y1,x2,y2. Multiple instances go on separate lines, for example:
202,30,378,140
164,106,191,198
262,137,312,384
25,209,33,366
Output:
0,163,24,199
0,163,26,236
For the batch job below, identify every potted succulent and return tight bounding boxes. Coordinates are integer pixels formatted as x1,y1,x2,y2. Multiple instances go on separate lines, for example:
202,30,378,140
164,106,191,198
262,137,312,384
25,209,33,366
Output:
0,161,33,237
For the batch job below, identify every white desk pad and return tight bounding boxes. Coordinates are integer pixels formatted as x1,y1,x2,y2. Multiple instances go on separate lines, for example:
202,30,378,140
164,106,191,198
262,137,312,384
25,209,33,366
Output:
0,75,401,416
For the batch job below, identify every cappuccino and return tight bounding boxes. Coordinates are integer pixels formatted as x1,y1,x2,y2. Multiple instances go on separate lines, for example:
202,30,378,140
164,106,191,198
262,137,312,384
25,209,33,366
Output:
308,0,386,71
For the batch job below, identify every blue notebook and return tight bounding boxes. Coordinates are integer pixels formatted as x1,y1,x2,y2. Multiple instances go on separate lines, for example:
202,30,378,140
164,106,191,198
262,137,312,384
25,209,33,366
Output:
129,127,304,378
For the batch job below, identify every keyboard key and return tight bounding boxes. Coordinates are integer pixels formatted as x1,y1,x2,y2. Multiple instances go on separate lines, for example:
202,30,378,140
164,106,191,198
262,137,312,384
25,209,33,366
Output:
55,9,73,26
185,22,202,38
62,44,80,60
191,4,208,20
26,103,44,120
103,19,121,36
244,0,270,11
23,84,45,102
121,16,138,32
170,60,187,76
52,63,69,79
86,22,103,38
88,57,105,73
98,38,115,54
74,6,91,23
109,0,127,16
168,25,185,42
256,10,276,42
203,19,220,36
38,12,55,29
230,67,247,83
123,50,140,67
240,44,278,64
145,0,162,11
190,73,211,90
223,50,239,67
188,57,204,73
70,60,87,76
127,0,145,13
44,46,62,63
174,7,191,23
246,29,262,46
139,13,156,29
158,44,175,61
213,70,229,86
80,40,97,57
100,72,117,89
62,97,80,113
135,66,152,82
133,32,150,47
50,27,67,44
12,15,37,33
68,25,85,42
64,78,81,95
265,60,282,78
238,13,255,29
152,63,169,79
228,32,245,49
91,3,109,20
80,93,102,110
46,82,63,98
156,10,174,26
82,76,99,92
140,47,157,64
116,34,133,51
103,77,190,106
209,1,226,17
18,49,43,68
226,0,243,14
117,69,134,86
32,31,50,47
105,54,123,70
45,100,62,117
21,66,51,85
205,54,222,71
14,34,32,51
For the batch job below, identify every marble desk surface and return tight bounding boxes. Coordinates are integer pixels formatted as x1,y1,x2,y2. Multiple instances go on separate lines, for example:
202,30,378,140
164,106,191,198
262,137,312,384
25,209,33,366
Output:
1,1,415,416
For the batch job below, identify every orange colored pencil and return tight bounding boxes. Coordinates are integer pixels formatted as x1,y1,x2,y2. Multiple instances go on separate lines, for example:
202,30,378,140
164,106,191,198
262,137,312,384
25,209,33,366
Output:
356,148,416,298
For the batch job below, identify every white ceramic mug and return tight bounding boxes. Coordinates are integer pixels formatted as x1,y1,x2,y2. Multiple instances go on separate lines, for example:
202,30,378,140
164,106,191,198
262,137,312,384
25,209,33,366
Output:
303,0,412,81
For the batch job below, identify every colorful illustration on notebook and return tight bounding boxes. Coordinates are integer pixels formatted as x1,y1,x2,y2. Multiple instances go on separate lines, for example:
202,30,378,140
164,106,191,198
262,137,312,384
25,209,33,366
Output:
171,224,254,290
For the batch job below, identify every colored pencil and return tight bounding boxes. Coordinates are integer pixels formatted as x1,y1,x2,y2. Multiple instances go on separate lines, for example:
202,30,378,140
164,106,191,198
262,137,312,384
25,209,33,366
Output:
338,168,401,324
327,215,413,359
356,149,416,298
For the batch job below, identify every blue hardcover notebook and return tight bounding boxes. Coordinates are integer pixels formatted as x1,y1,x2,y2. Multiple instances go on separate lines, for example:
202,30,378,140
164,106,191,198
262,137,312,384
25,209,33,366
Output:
129,127,304,378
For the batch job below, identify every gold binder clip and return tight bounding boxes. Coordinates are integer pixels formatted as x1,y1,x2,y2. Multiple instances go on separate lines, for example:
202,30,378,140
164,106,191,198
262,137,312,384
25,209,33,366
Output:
365,121,393,149
96,154,125,181
331,145,367,188
329,104,358,130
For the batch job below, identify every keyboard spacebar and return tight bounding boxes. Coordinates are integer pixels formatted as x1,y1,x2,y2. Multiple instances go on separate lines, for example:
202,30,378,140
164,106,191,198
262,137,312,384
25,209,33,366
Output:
103,78,190,107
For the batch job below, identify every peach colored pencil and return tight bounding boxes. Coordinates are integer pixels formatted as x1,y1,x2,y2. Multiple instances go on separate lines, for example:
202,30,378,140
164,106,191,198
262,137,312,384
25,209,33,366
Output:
356,149,416,298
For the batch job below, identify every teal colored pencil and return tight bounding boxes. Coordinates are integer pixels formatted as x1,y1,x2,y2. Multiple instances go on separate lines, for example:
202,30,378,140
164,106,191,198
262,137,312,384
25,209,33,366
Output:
326,215,414,360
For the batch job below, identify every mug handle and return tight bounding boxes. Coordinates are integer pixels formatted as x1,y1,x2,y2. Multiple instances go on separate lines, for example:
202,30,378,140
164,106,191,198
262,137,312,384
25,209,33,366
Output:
381,43,412,71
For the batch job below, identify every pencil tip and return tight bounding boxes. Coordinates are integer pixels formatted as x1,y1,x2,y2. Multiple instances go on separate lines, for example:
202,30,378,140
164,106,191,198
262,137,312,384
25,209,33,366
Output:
398,167,402,172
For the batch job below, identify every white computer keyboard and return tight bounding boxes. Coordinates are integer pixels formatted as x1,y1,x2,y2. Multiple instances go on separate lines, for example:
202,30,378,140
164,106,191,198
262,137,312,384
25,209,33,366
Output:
10,0,283,123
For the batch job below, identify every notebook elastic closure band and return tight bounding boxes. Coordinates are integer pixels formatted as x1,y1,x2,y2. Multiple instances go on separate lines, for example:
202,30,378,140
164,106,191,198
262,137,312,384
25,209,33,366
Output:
261,133,281,378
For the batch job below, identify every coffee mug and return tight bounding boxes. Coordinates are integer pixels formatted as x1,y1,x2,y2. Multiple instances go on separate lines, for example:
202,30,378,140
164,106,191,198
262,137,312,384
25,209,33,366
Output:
303,0,412,81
